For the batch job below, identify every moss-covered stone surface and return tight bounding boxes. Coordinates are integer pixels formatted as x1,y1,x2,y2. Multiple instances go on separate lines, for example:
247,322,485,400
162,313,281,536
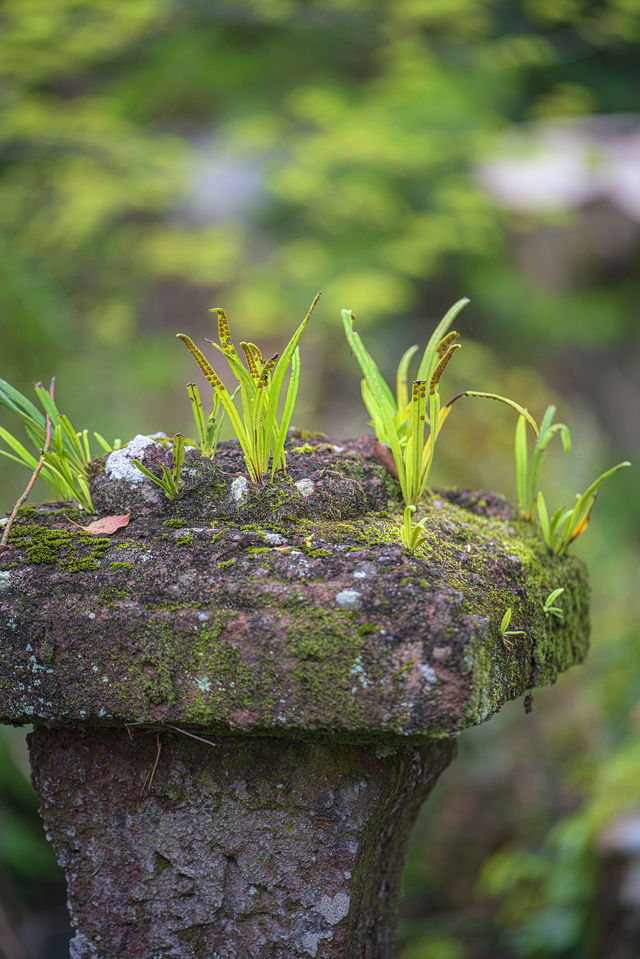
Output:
0,435,589,741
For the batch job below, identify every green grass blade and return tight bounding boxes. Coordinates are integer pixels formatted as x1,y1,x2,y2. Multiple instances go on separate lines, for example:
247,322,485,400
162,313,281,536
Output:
187,384,207,449
58,413,86,465
536,491,551,547
0,449,68,500
396,345,419,418
550,506,572,542
341,310,395,417
408,381,426,503
131,459,172,495
43,448,73,487
25,422,46,449
527,423,570,518
272,345,301,477
515,414,528,513
575,461,630,511
172,433,185,484
361,380,386,441
0,426,41,469
558,461,630,552
538,405,556,436
93,432,113,454
34,385,62,431
81,429,91,462
342,309,406,496
74,473,93,511
263,293,320,453
418,389,440,500
0,378,45,427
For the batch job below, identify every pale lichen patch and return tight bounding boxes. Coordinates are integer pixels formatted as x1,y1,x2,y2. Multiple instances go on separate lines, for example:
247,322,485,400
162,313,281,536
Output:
231,476,249,502
312,891,350,925
295,479,315,497
105,434,157,484
336,589,361,608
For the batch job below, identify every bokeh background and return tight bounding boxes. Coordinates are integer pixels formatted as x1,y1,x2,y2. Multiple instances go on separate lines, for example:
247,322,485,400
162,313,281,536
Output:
1,2,639,957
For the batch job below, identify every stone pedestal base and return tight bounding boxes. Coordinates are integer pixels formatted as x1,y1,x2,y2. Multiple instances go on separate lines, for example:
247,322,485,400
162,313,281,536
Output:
29,727,454,959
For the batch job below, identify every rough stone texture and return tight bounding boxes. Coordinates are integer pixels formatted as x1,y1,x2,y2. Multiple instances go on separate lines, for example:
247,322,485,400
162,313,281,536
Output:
29,726,455,959
0,436,589,740
0,434,590,957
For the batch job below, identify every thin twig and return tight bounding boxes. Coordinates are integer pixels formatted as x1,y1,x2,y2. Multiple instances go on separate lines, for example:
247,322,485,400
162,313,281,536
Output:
166,725,219,748
148,731,162,792
0,377,54,550
126,721,219,750
137,732,163,807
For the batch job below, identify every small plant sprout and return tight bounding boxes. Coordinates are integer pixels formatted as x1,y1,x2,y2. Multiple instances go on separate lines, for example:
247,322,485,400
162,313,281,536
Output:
342,299,539,508
342,298,469,506
536,460,630,555
178,293,320,484
0,377,120,511
514,405,571,521
132,433,185,500
499,607,525,647
186,383,229,459
400,505,430,553
543,587,565,620
0,379,53,549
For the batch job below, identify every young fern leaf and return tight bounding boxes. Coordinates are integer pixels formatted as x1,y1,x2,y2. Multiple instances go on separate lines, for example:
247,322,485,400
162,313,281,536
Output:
400,505,429,553
521,405,571,520
558,461,630,552
446,391,539,436
543,587,565,619
416,297,469,384
342,301,466,506
212,308,239,361
535,460,629,554
179,293,318,483
132,434,186,501
436,331,460,357
240,342,262,380
500,607,525,646
176,334,252,464
429,344,461,394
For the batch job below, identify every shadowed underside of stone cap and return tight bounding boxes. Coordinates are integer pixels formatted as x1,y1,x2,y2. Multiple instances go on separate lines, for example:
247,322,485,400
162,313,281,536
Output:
0,436,589,741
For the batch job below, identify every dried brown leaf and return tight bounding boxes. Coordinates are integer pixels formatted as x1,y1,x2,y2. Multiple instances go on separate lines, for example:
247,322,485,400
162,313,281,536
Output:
68,514,130,535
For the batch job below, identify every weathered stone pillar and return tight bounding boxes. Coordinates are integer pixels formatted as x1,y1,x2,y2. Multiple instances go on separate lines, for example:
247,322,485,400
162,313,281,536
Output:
29,728,454,958
0,436,589,957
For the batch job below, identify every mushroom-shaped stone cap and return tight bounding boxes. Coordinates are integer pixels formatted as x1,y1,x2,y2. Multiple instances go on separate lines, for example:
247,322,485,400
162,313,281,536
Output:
0,437,589,741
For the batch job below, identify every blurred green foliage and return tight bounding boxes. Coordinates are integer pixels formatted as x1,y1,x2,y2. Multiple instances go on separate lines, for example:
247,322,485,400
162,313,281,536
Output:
2,0,639,386
1,1,639,956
